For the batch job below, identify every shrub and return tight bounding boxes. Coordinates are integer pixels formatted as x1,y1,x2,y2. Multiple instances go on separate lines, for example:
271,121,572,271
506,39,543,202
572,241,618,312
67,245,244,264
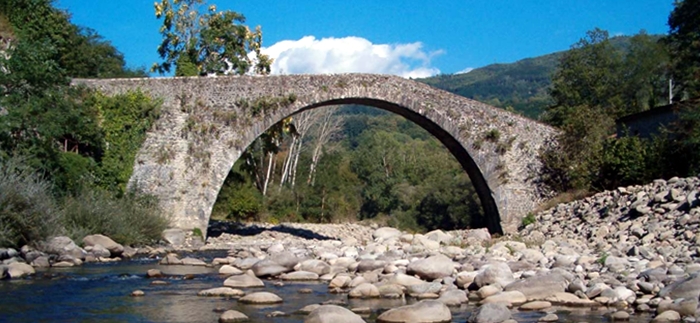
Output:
62,188,168,246
0,157,62,248
520,212,537,227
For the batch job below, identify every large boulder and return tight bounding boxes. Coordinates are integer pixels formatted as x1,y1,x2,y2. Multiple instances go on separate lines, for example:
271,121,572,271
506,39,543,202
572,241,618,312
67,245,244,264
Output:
304,305,365,323
437,289,468,306
377,300,451,323
219,310,248,323
270,251,301,269
503,273,569,300
82,234,123,257
42,236,86,259
298,259,331,275
7,262,35,279
474,262,514,288
239,291,283,304
252,259,290,277
348,283,380,298
223,272,265,288
407,254,455,280
468,303,512,323
659,273,700,300
373,227,402,240
162,228,186,247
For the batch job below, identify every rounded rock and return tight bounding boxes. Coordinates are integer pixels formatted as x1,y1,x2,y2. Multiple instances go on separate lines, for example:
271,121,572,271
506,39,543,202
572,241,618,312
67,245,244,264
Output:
238,291,283,304
377,300,451,323
219,310,249,323
304,305,365,323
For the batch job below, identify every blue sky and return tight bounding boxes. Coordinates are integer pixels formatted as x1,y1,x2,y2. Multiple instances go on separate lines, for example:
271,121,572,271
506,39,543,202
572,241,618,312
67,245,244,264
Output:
56,0,674,77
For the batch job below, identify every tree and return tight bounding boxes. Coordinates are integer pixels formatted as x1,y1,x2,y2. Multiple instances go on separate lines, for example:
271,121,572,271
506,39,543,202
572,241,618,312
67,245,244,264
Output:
667,0,700,98
546,28,624,126
152,0,271,76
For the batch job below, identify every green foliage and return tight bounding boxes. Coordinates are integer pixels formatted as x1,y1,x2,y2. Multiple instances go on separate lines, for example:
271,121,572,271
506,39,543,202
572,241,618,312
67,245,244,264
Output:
213,172,263,221
599,136,650,188
192,227,203,238
540,28,673,193
93,91,161,194
152,0,271,76
213,106,485,232
61,189,168,246
0,156,61,248
667,0,700,97
419,53,560,119
521,212,536,227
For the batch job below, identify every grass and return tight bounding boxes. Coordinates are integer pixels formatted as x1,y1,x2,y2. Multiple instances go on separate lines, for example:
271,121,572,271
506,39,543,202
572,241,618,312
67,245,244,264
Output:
0,156,169,248
62,189,169,246
0,157,61,248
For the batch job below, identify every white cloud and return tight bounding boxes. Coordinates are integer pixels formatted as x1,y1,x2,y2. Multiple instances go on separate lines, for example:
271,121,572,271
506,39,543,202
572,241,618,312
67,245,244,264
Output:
456,67,474,74
261,36,442,78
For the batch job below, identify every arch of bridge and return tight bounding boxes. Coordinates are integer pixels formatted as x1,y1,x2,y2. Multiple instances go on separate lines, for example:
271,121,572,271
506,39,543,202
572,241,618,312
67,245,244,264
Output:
76,74,557,235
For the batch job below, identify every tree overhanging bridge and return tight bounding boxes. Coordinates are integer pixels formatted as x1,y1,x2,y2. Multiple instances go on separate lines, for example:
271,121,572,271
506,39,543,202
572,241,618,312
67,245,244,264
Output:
75,74,557,235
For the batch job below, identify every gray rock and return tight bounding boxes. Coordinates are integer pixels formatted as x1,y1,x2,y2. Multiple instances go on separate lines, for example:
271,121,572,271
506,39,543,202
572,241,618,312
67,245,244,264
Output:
538,314,558,322
304,305,365,323
42,236,86,259
377,300,451,323
219,265,243,275
407,254,455,280
252,259,290,277
223,272,265,288
658,273,700,300
348,283,380,299
30,256,50,268
652,310,680,322
299,259,331,275
219,310,249,323
475,262,514,288
468,303,512,323
239,291,283,304
162,228,186,247
407,282,443,295
280,271,319,281
437,289,468,306
504,273,568,301
198,287,245,297
357,259,386,272
270,251,301,269
7,262,35,278
373,227,402,240
86,244,111,258
481,291,527,306
82,234,123,257
180,257,207,266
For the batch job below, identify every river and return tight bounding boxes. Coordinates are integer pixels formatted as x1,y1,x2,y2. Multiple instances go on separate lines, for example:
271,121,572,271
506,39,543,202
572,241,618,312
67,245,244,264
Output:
0,251,652,323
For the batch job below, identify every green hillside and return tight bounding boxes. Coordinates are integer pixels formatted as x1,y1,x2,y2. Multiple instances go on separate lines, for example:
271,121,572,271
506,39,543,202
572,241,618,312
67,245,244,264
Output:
419,36,644,119
419,53,560,119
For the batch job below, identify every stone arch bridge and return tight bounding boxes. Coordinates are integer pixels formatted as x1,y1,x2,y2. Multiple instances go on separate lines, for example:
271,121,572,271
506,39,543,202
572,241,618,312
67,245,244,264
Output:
76,74,557,235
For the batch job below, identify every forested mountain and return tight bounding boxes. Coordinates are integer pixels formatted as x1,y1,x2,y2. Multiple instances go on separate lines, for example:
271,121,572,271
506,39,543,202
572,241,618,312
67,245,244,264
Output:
419,36,651,119
420,53,560,119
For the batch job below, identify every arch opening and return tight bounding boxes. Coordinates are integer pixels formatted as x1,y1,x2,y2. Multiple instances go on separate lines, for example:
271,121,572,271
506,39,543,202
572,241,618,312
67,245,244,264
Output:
210,97,503,235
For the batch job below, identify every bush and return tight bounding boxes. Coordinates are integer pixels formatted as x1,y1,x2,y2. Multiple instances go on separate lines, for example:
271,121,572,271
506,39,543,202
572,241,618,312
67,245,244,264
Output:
0,157,62,248
62,188,168,246
520,212,537,227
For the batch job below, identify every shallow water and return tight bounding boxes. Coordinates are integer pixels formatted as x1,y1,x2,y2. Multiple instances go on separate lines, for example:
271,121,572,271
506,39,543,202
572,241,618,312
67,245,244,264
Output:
0,253,652,323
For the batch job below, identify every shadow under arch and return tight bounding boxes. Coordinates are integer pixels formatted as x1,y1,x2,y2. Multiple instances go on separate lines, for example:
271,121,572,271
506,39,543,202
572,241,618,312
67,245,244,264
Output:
245,97,503,235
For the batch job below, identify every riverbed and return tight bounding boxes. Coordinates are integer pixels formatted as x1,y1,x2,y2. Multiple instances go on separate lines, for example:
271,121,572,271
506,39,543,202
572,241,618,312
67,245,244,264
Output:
0,251,656,323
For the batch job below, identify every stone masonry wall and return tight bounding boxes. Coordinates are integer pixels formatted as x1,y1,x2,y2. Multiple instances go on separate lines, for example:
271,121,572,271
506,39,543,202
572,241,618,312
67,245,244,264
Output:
74,74,558,234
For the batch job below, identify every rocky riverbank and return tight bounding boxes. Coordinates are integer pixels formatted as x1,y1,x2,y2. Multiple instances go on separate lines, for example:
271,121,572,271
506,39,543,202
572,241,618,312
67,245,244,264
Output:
2,177,700,322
